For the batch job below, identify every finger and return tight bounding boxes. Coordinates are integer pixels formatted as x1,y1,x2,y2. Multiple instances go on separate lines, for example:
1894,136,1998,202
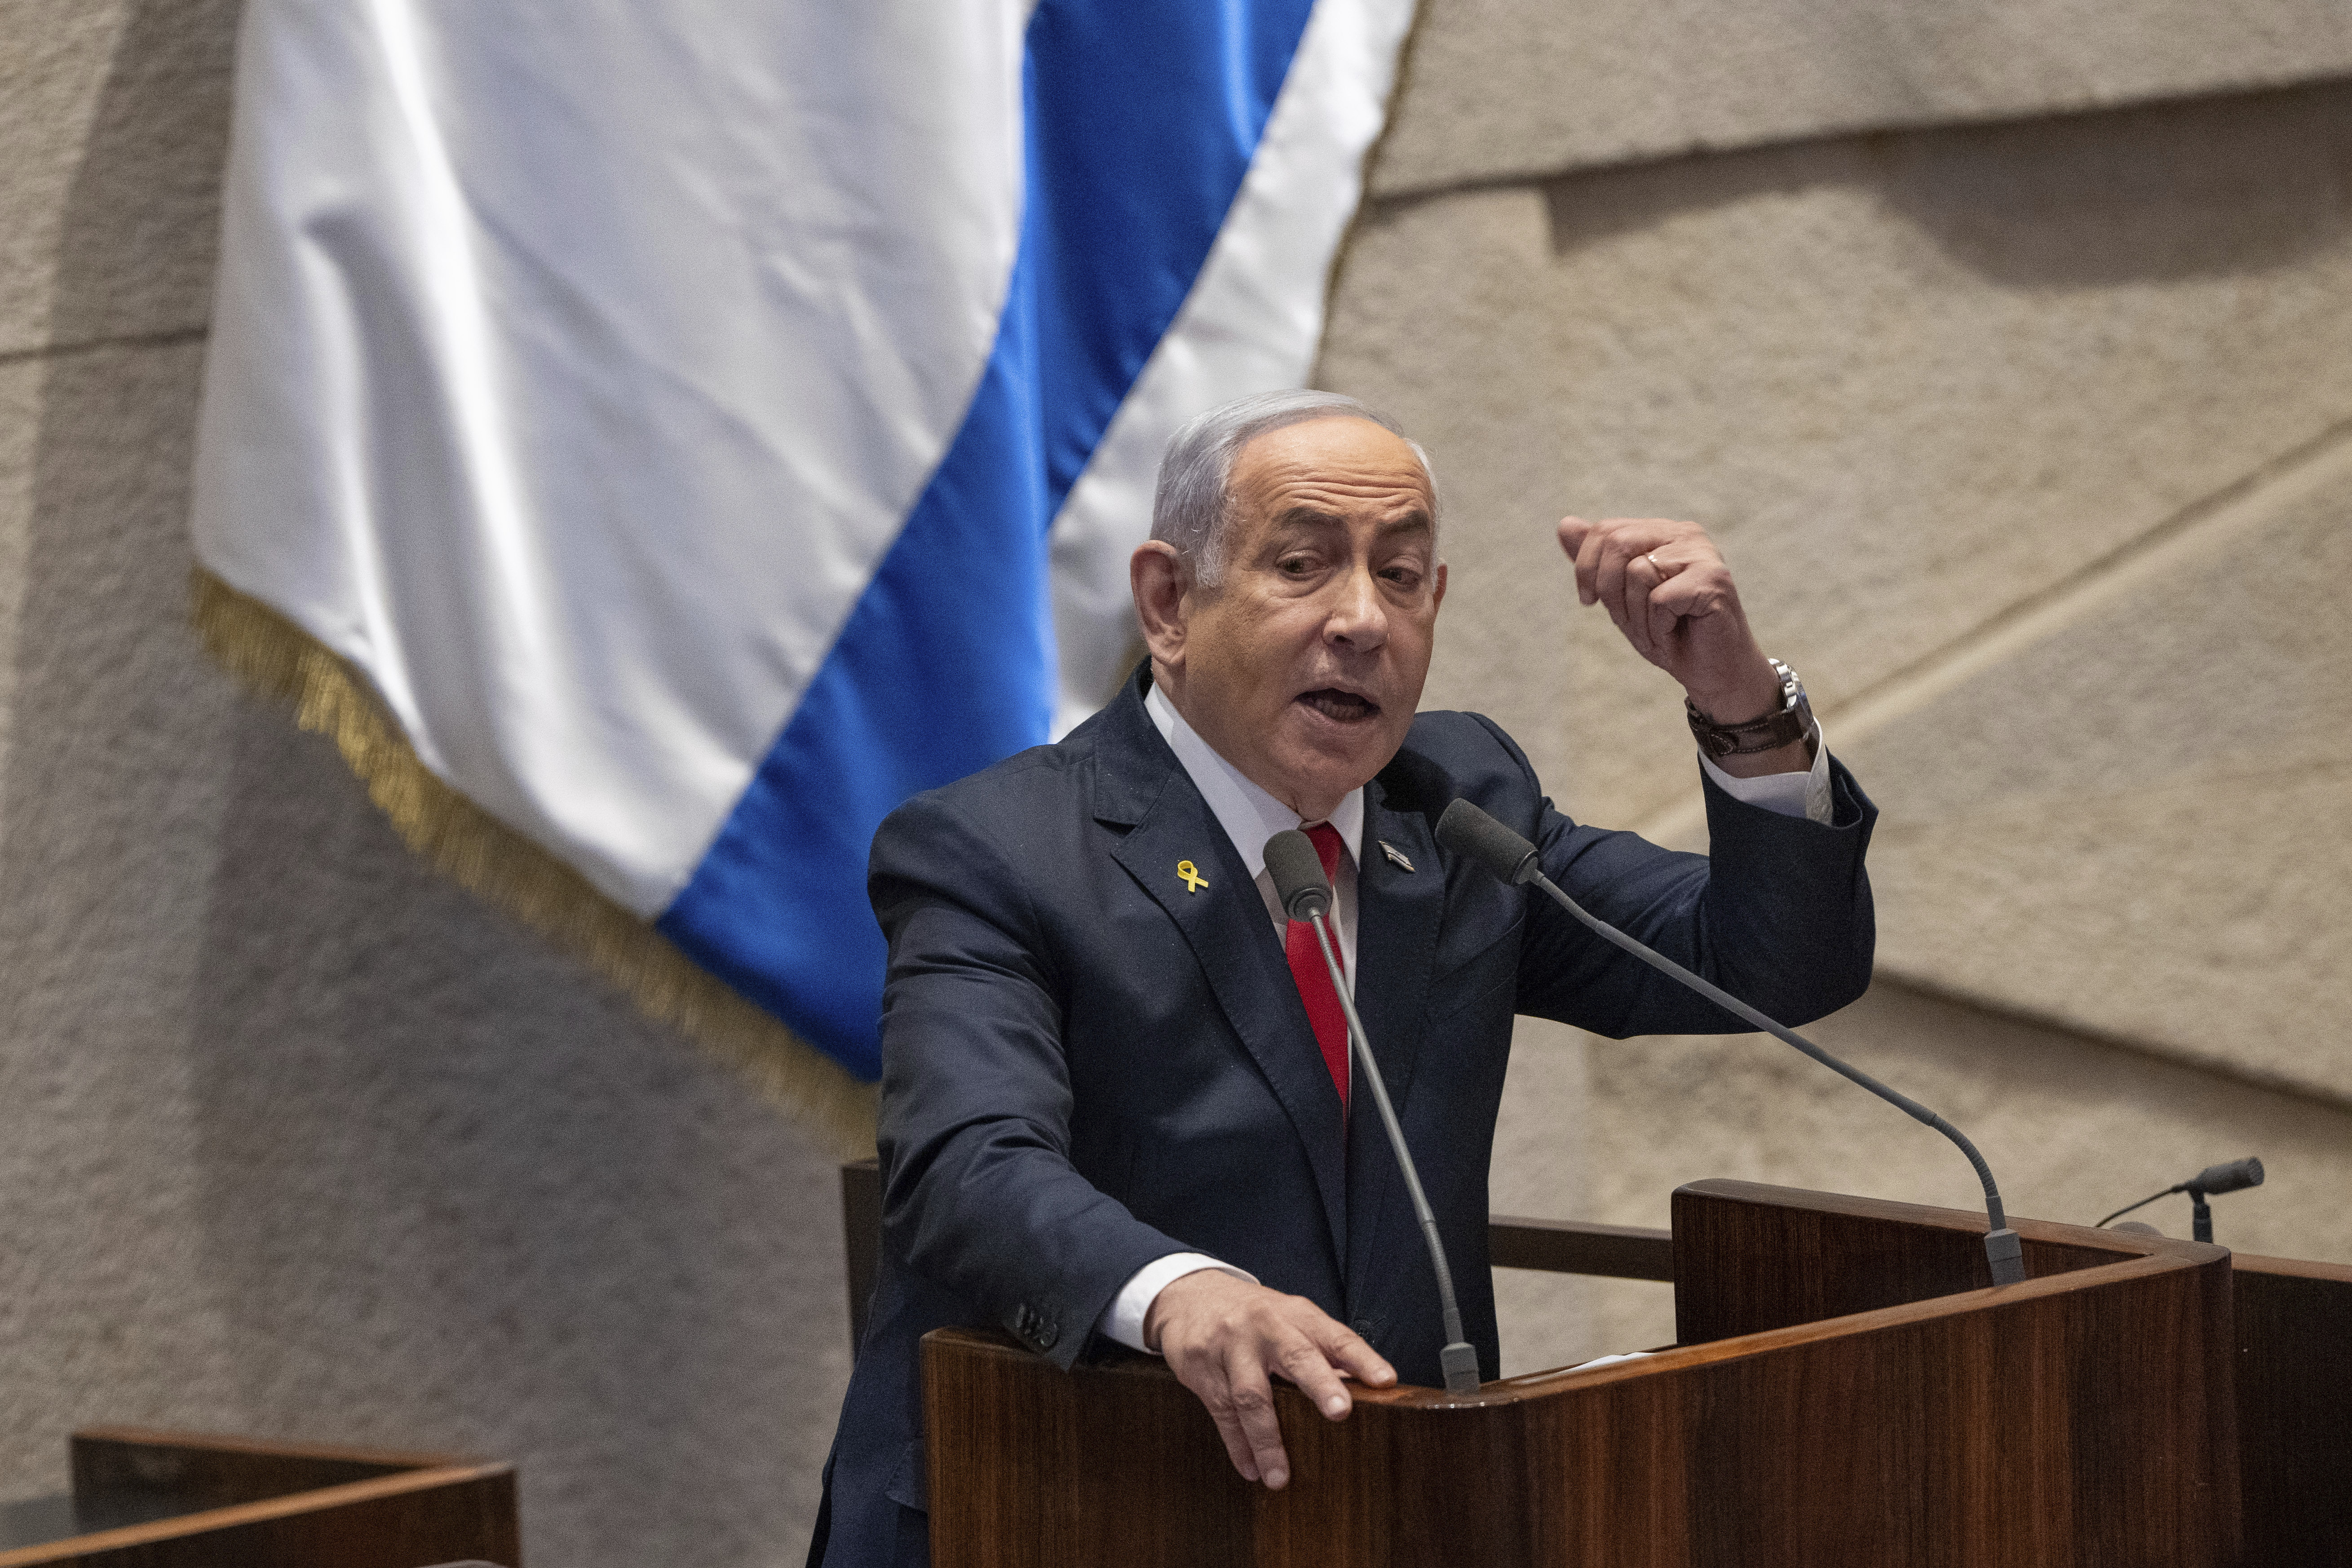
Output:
1646,548,1694,639
1209,1402,1262,1484
1224,1353,1291,1489
1176,1355,1262,1483
1623,552,1659,657
1319,1323,1397,1389
1650,557,1726,637
1649,588,1682,660
1594,534,1633,635
1571,519,1609,606
1557,516,1593,597
1275,1335,1355,1422
1203,1394,1260,1483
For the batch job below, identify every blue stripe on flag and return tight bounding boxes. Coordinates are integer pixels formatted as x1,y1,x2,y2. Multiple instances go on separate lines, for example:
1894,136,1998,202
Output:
658,0,1319,1079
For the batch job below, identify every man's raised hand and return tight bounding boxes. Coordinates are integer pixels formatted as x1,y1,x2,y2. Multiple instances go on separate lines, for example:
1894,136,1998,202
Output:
1143,1269,1396,1490
1558,515,1783,738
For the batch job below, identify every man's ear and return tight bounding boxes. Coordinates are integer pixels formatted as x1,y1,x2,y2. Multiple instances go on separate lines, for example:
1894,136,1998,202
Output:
1131,541,1189,670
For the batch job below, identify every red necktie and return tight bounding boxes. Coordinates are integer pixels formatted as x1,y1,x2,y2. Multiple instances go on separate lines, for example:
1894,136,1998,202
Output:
1283,822,1349,1111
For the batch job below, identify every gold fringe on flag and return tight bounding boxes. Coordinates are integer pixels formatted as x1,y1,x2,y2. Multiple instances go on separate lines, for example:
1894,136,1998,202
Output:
190,567,879,1151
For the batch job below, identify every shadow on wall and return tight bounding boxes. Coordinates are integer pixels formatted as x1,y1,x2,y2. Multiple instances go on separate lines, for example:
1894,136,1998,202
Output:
35,0,235,352
2,4,852,1566
1536,77,2352,287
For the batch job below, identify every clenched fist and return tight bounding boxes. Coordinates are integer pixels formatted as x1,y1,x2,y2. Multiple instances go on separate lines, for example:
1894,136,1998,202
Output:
1558,516,1806,777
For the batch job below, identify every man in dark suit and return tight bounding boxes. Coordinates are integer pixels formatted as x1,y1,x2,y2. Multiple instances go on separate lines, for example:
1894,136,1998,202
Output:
809,392,1875,1566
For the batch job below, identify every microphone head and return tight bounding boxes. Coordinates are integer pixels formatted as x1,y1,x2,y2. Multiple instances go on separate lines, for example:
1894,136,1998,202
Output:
1435,799,1540,886
1263,830,1332,921
2186,1156,2264,1196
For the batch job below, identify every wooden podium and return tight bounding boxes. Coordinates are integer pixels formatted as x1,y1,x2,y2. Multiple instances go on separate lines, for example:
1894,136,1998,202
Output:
920,1181,2250,1567
0,1429,517,1568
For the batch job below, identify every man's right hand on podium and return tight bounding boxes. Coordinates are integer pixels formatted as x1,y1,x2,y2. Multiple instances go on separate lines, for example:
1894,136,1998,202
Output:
1143,1270,1397,1490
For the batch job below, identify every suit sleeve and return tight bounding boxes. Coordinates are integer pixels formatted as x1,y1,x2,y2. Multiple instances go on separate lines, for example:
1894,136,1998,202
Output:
1464,716,1879,1038
868,788,1192,1370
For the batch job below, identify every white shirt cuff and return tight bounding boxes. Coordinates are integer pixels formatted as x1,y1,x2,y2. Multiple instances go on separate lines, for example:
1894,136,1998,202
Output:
1096,1252,1259,1353
1697,724,1835,826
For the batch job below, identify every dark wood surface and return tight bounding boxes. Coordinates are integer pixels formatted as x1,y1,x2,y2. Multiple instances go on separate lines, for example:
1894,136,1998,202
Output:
924,1181,2242,1567
2232,1250,2352,1568
1488,1214,1674,1281
67,1429,416,1516
0,1429,518,1568
1668,1181,2240,1568
1666,1178,2139,1343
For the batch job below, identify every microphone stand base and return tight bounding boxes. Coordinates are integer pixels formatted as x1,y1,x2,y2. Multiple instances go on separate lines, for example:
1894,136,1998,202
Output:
1440,1342,1481,1395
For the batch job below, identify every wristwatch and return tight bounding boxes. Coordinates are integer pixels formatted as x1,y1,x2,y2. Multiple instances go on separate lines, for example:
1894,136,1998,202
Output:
1686,658,1817,760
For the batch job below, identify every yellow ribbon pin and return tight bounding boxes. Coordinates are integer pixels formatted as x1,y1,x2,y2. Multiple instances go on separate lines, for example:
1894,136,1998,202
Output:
1176,860,1207,893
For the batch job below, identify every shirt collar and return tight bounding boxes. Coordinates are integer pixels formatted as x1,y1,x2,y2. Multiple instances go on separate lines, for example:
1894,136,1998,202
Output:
1146,682,1363,878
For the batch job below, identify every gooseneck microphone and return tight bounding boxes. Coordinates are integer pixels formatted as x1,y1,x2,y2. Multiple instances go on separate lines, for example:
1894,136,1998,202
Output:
2098,1157,2264,1243
1433,798,2030,1289
1264,829,1483,1396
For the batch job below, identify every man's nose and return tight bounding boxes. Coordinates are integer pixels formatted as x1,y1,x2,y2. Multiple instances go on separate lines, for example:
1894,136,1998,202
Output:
1323,563,1388,649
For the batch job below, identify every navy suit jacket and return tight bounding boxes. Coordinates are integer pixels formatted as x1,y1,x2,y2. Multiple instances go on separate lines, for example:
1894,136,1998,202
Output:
809,667,1877,1566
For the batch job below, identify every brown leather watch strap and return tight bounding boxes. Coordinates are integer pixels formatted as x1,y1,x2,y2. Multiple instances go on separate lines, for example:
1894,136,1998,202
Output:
1686,658,1817,760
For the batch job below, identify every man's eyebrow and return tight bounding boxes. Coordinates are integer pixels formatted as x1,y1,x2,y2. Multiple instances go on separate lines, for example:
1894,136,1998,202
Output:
1265,506,1434,535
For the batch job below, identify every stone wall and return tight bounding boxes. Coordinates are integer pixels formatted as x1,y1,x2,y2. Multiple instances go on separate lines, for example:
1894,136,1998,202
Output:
1326,24,2352,1371
2,2,2346,1561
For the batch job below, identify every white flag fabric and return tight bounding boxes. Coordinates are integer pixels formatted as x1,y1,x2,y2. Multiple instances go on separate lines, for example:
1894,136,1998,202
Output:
192,0,1415,1096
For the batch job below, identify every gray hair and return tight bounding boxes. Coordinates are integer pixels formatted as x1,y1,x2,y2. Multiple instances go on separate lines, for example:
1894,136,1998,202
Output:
1149,390,1438,587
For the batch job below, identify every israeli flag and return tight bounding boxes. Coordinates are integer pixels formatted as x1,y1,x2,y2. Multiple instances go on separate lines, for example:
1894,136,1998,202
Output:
191,0,1414,1092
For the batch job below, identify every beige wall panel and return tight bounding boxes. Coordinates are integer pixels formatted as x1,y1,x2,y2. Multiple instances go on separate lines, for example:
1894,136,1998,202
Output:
1378,0,2352,195
0,0,234,356
1848,447,2352,1101
0,340,253,1491
1325,186,1578,786
1580,979,2352,1263
1485,978,2352,1375
0,360,38,802
1323,82,2352,829
1485,1014,1609,1376
0,341,851,1564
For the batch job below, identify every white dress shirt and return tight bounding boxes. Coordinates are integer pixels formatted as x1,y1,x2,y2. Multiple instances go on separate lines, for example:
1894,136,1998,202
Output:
1095,684,1835,1352
1145,682,1366,979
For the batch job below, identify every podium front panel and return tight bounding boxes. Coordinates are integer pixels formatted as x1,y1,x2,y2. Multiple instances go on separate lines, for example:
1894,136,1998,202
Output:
924,1183,2240,1568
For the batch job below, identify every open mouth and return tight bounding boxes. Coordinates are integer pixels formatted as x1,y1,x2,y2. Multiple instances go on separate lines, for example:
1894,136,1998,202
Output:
1297,688,1380,723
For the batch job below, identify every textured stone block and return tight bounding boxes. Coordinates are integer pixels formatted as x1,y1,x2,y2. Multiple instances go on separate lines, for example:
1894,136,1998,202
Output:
1379,0,2352,195
0,0,236,355
0,359,39,792
1324,81,2352,829
1485,1014,1632,1376
1849,442,2352,1103
1572,980,2352,1268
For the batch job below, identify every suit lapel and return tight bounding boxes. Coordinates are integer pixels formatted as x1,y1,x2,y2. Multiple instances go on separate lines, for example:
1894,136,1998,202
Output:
1344,776,1446,1308
1096,678,1351,1266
